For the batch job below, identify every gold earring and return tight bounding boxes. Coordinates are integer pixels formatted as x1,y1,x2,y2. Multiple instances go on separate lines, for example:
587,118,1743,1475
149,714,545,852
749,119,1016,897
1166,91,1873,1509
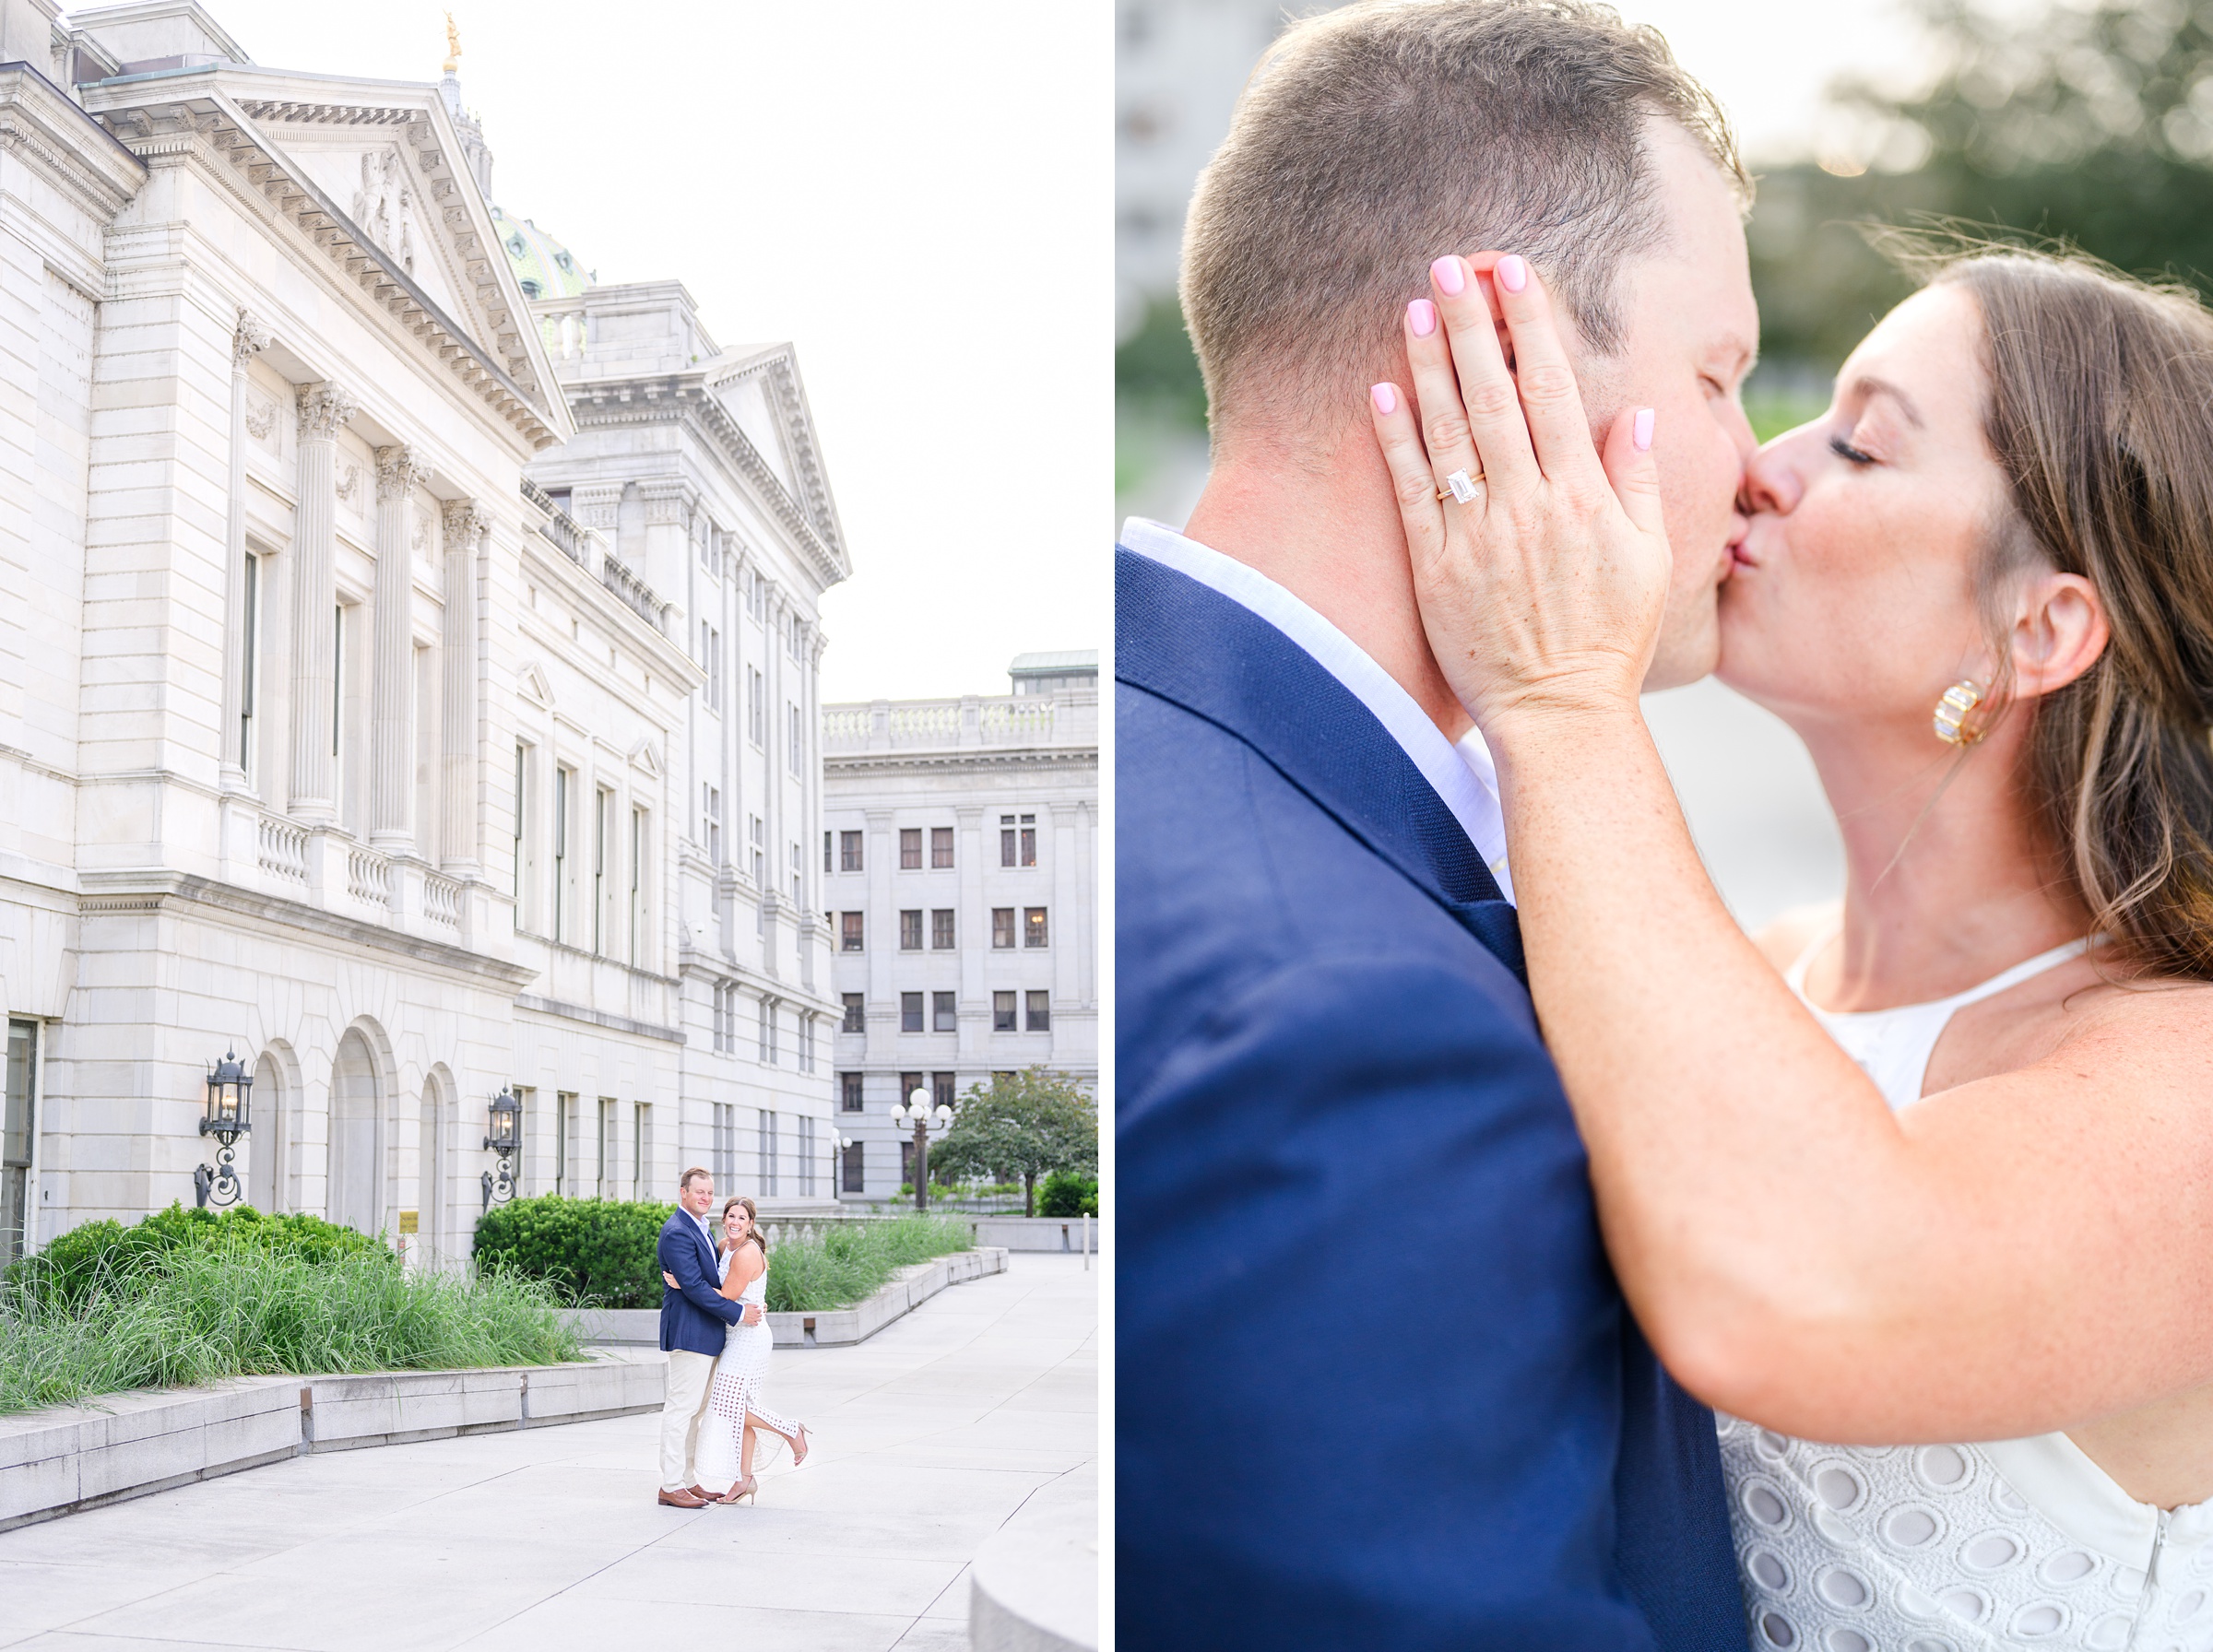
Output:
1933,679,1986,746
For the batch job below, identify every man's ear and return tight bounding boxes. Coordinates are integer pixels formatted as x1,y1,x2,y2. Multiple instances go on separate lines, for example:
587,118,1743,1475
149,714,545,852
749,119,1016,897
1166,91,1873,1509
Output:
1464,250,1516,372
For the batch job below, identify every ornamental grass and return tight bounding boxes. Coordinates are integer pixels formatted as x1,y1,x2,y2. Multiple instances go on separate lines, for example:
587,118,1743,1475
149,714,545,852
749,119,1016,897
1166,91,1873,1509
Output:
762,1214,978,1314
0,1239,581,1417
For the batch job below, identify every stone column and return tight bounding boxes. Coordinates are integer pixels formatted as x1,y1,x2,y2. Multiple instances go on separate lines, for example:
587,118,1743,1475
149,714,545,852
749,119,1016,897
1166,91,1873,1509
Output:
440,500,486,877
220,310,270,792
369,444,428,850
289,382,355,822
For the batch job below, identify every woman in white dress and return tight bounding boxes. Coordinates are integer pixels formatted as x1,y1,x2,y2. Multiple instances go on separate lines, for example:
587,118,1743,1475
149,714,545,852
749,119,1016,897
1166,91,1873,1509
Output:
1370,244,2213,1650
678,1197,811,1505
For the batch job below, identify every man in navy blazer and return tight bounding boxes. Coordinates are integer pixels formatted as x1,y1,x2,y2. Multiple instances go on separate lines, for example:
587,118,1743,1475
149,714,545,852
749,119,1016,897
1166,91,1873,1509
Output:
1120,3,1762,1646
655,1167,760,1507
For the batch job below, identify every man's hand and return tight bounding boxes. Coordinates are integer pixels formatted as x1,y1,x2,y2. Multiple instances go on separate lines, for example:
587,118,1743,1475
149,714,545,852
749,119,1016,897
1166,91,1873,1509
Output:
1367,251,1672,746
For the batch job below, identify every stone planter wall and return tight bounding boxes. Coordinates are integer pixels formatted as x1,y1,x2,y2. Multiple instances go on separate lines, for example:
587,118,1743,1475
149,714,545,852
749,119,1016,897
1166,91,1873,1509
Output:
0,1351,665,1534
557,1245,1012,1349
972,1216,1097,1253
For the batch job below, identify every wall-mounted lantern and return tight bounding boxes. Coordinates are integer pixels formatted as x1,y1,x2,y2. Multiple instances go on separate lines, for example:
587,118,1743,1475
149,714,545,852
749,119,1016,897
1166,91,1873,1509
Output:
480,1086,520,1210
193,1049,253,1209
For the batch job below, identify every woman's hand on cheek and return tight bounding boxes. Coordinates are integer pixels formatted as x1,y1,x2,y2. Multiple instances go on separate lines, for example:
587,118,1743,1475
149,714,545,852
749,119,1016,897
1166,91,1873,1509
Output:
1367,251,1675,747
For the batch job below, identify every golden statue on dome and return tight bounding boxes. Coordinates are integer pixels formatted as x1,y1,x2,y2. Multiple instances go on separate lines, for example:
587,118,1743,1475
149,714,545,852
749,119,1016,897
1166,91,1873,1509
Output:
442,13,462,77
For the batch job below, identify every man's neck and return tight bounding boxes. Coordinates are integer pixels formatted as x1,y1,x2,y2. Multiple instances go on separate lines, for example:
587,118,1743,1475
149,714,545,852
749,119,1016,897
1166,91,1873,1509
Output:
1180,426,1473,743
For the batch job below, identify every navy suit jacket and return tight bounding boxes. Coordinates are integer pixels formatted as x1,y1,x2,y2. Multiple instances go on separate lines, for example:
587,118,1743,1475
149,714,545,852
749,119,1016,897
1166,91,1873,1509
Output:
1117,548,1742,1650
657,1210,742,1355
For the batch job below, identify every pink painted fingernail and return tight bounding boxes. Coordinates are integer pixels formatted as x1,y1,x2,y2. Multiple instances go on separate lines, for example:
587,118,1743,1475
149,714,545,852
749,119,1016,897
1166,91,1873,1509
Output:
1497,254,1528,294
1407,299,1437,338
1633,407,1656,451
1429,256,1466,297
1371,383,1398,416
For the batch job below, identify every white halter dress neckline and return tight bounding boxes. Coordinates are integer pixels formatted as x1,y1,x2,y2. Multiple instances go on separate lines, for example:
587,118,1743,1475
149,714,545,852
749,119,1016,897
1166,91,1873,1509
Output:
1713,930,2213,1652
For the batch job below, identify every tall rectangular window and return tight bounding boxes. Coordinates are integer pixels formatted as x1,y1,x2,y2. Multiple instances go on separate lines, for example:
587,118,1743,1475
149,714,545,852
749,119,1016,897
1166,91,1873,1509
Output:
553,767,572,943
759,1110,779,1195
788,702,801,775
554,1092,575,1196
900,910,923,950
598,1098,616,1199
749,813,764,887
1026,991,1051,1032
823,830,833,873
840,1071,864,1112
240,552,258,777
900,828,921,869
900,1070,924,1108
993,991,1016,1032
699,620,722,708
513,744,527,902
593,788,611,955
630,807,646,962
749,667,763,747
759,997,777,1064
931,827,953,869
901,992,923,1032
840,830,862,872
842,993,865,1033
932,991,957,1032
713,1103,735,1185
790,841,802,906
633,1103,649,1202
931,909,955,950
799,1115,816,1196
932,1071,956,1109
1020,814,1037,867
841,912,864,951
842,1140,865,1194
1000,814,1016,867
3,1021,37,1268
992,908,1015,950
1024,907,1048,948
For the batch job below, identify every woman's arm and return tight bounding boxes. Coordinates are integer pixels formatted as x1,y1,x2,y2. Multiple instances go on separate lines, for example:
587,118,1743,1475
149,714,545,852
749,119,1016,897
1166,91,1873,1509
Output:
1367,254,2213,1443
719,1244,763,1301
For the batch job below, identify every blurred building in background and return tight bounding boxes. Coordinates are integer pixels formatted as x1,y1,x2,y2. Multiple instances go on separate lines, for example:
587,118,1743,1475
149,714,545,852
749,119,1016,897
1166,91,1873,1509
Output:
822,655,1099,1202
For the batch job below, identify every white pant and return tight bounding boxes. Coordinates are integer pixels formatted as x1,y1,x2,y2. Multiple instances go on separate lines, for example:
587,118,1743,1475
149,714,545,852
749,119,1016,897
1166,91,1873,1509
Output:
659,1349,718,1492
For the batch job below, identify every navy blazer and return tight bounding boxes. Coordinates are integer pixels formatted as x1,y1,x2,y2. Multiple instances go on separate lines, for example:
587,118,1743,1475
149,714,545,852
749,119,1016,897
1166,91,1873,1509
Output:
657,1210,743,1355
1117,548,1742,1650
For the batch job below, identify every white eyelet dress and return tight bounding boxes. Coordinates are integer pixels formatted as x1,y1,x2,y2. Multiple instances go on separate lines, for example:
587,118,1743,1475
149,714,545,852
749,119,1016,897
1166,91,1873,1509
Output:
1719,934,2213,1652
693,1251,805,1483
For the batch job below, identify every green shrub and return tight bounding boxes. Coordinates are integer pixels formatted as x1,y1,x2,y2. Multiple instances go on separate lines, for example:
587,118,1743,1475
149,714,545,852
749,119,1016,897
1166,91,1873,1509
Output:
12,1203,385,1311
0,1243,580,1416
471,1195,673,1310
1035,1172,1098,1218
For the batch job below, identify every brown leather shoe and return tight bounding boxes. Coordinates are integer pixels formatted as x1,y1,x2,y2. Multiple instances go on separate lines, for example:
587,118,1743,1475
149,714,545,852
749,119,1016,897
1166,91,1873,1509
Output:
657,1487,709,1508
686,1484,712,1501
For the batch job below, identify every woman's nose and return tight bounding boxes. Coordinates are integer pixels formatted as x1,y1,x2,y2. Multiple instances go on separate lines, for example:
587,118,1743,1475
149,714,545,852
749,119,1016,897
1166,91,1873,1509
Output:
1742,427,1812,516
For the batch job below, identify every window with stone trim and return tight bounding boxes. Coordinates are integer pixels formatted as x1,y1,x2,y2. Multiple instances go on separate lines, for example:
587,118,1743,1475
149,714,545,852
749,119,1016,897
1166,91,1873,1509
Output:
840,1071,864,1112
991,908,1015,950
993,991,1016,1032
1026,991,1051,1032
931,827,954,868
900,910,923,950
841,993,864,1032
842,912,864,951
901,993,923,1032
1024,907,1048,948
932,991,957,1032
931,909,955,950
900,828,921,870
841,830,863,872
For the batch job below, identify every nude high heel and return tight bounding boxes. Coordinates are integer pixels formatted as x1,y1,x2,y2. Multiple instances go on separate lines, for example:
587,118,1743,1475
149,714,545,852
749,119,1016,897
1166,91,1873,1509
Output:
789,1425,811,1468
718,1475,757,1505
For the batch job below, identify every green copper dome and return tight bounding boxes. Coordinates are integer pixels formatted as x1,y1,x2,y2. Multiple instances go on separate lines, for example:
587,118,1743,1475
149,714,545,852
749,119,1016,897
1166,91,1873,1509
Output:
491,204,592,301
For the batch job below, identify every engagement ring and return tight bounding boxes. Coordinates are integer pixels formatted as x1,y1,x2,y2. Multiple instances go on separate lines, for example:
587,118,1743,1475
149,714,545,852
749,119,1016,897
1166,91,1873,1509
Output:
1438,468,1483,503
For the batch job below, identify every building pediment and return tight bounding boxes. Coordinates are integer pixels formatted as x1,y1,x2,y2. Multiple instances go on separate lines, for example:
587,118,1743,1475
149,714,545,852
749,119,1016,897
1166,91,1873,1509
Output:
77,69,570,452
704,344,846,574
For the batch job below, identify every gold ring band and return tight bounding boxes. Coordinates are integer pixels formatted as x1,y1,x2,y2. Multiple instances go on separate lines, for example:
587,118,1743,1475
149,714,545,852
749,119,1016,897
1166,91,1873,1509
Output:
1438,466,1484,503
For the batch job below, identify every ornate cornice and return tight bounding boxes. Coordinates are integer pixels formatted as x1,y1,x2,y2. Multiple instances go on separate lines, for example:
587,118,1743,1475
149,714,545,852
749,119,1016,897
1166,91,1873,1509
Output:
79,83,564,453
374,443,429,500
297,380,358,440
0,64,144,224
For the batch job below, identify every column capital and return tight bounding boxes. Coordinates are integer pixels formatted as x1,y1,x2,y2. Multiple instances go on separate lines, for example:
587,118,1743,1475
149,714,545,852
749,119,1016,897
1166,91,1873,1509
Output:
441,497,489,545
297,381,357,439
232,308,270,370
374,443,430,501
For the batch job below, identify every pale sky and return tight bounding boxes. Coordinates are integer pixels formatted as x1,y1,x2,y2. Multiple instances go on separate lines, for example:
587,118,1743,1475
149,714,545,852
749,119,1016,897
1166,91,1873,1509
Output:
192,0,1112,703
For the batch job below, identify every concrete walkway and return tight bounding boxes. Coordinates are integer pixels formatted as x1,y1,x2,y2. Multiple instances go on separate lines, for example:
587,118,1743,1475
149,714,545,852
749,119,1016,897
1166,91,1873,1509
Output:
0,1254,1097,1652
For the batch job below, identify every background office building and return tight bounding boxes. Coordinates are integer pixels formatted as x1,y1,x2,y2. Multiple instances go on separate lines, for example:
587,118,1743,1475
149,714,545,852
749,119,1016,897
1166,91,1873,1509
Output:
822,654,1099,1202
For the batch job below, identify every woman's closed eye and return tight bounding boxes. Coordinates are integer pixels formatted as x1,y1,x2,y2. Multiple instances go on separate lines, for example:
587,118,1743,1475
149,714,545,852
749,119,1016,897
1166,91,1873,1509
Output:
1829,433,1878,466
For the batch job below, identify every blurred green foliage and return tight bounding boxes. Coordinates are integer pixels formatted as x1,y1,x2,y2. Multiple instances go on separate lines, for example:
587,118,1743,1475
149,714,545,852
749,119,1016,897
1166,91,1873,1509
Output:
1753,0,2213,372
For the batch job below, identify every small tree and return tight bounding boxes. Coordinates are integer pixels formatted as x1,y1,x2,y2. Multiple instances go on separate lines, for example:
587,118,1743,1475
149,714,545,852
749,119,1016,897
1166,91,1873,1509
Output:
929,1068,1096,1217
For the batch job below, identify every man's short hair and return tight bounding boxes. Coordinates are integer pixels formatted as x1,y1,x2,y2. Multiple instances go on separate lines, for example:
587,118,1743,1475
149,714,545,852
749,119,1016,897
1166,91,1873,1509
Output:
679,1166,712,1192
1181,0,1746,438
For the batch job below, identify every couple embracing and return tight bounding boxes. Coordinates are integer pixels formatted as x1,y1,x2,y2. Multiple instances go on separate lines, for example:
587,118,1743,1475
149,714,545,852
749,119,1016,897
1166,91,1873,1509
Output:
1119,2,2213,1647
654,1169,811,1509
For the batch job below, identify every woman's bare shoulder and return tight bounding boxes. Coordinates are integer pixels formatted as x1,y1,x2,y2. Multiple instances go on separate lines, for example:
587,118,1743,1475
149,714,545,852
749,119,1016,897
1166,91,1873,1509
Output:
1751,900,1842,974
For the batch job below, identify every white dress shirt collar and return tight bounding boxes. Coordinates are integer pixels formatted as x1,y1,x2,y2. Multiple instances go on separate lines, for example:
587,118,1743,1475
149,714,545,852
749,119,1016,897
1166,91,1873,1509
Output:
1119,516,1514,902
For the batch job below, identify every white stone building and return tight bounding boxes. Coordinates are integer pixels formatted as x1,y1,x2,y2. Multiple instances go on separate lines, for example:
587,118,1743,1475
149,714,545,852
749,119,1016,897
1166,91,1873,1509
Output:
822,655,1098,1203
0,0,844,1265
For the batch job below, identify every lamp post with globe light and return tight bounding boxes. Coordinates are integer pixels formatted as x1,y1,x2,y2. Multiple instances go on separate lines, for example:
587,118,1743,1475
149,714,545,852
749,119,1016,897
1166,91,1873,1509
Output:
888,1086,953,1211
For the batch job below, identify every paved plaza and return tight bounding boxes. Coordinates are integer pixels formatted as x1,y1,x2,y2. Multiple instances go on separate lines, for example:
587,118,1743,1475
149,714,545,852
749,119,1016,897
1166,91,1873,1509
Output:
0,1255,1096,1652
